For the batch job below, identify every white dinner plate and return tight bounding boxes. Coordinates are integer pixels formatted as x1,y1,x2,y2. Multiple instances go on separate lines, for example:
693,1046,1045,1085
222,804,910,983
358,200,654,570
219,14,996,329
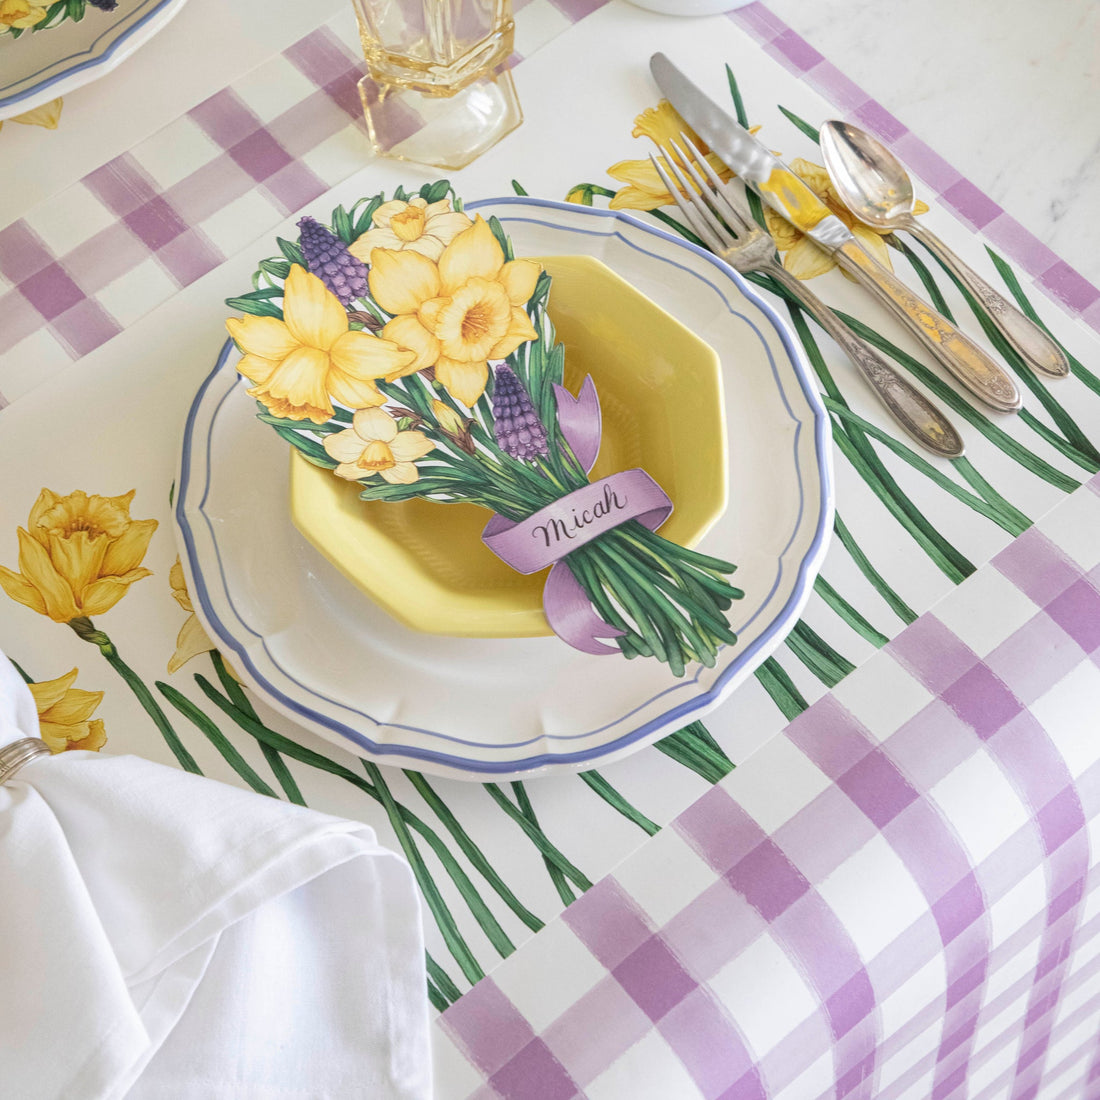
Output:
174,197,833,780
0,0,188,120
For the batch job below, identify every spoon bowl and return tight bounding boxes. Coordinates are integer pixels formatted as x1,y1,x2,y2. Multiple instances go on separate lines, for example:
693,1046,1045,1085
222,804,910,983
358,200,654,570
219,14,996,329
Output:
820,120,916,229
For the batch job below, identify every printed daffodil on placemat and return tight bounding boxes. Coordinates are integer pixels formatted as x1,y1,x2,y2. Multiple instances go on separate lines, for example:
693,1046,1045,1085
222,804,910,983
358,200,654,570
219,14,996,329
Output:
0,97,62,134
225,182,744,676
0,488,201,772
761,157,929,281
27,668,107,753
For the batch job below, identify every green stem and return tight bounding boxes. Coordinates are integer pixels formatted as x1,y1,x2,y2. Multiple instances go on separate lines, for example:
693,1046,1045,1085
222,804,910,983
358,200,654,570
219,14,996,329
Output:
404,771,545,934
511,781,576,906
823,397,1030,537
156,681,276,797
363,761,486,985
210,651,304,805
426,952,462,1007
754,656,808,721
785,304,974,581
834,512,917,626
483,783,593,894
813,575,890,648
9,658,33,684
68,617,201,773
785,619,855,688
580,771,660,835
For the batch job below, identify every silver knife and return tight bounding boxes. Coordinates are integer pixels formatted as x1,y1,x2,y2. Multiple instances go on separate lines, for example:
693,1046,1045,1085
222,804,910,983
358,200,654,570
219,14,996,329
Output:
650,52,1022,414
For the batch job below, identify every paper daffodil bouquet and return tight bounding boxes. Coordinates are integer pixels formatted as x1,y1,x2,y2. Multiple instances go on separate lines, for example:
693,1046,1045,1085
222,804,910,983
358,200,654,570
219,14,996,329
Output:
224,182,743,676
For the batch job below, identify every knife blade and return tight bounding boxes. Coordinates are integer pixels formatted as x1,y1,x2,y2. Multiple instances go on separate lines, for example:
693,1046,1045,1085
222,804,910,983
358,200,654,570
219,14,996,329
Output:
649,52,1022,414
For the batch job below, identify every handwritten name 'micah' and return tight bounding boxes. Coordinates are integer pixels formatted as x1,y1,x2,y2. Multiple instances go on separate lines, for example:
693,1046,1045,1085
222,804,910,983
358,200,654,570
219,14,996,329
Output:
531,483,628,548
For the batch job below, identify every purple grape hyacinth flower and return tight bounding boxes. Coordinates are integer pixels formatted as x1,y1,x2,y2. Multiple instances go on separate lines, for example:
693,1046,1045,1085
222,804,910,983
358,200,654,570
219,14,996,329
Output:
88,0,118,8
492,367,548,462
297,216,369,307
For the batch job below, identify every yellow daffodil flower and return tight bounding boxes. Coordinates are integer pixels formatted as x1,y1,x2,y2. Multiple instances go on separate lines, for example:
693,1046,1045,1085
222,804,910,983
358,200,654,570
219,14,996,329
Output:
348,197,473,263
0,489,156,623
323,407,435,484
226,265,416,423
28,668,107,753
607,100,742,211
0,97,62,134
368,216,540,406
165,557,219,675
0,0,48,28
764,157,929,281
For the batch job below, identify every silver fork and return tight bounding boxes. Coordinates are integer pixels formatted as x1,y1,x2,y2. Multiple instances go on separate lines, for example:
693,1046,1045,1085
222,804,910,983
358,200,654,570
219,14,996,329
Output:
650,138,964,459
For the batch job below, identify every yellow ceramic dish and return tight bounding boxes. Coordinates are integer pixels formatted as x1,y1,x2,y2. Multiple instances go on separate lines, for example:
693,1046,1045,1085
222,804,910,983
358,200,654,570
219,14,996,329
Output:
289,254,727,638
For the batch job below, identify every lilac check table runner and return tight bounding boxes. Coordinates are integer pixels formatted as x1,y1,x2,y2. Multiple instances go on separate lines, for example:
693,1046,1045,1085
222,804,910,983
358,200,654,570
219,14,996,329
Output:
436,481,1100,1100
2,3,1100,1100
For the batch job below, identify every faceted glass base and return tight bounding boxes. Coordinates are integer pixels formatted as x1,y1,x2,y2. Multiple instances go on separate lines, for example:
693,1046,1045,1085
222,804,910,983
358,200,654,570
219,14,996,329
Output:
359,67,523,171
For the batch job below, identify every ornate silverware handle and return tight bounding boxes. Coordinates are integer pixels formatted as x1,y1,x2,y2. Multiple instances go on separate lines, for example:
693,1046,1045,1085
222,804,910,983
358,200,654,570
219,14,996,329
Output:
831,239,1023,413
768,261,965,458
902,216,1070,378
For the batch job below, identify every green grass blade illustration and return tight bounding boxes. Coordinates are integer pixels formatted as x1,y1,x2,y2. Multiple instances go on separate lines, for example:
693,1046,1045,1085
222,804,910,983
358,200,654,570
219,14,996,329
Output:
813,575,890,648
363,760,486,985
754,656,809,721
785,619,856,688
404,770,545,934
210,651,304,805
834,512,918,626
580,771,660,836
156,681,276,797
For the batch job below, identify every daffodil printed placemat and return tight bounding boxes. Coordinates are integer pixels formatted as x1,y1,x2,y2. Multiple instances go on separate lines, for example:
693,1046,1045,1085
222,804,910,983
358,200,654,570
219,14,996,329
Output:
1,8,1099,1013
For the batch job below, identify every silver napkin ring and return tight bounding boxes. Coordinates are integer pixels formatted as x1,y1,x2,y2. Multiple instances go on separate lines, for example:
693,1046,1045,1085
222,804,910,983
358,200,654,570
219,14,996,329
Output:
0,738,51,785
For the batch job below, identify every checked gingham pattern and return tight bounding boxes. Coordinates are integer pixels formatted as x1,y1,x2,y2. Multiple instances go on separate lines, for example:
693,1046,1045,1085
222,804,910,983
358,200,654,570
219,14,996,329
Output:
434,477,1100,1100
2,2,1100,409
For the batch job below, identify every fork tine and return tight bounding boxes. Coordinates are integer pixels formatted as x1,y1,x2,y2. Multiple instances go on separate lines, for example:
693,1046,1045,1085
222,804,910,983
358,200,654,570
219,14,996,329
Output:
676,133,753,233
649,154,731,254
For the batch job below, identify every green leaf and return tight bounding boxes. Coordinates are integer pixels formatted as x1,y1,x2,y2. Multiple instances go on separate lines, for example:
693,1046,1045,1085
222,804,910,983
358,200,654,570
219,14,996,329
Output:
579,771,660,835
276,237,306,266
351,195,384,239
331,205,354,244
813,575,889,648
210,651,304,805
225,296,282,319
834,512,917,626
777,104,820,145
404,771,544,934
421,179,453,203
725,63,751,129
511,179,529,196
268,425,337,467
259,259,291,281
487,215,514,261
754,656,808,720
394,184,409,201
64,0,84,21
156,681,278,798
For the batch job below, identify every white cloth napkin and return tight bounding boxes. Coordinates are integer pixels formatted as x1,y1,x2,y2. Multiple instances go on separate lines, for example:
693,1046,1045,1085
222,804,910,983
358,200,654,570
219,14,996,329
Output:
0,650,432,1099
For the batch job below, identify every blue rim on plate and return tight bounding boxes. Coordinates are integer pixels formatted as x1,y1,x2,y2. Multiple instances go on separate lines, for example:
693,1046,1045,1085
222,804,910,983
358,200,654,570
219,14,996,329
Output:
0,0,185,114
175,197,834,777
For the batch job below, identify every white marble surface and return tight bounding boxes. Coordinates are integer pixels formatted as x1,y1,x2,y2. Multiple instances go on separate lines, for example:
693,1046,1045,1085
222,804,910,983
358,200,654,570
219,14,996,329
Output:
764,0,1100,284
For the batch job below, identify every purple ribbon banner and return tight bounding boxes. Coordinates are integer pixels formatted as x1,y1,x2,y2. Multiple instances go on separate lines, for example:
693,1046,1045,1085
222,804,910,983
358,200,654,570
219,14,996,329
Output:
482,376,674,656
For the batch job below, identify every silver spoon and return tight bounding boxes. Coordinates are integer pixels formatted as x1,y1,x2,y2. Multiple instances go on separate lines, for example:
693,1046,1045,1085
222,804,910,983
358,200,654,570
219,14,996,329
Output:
820,120,1070,379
